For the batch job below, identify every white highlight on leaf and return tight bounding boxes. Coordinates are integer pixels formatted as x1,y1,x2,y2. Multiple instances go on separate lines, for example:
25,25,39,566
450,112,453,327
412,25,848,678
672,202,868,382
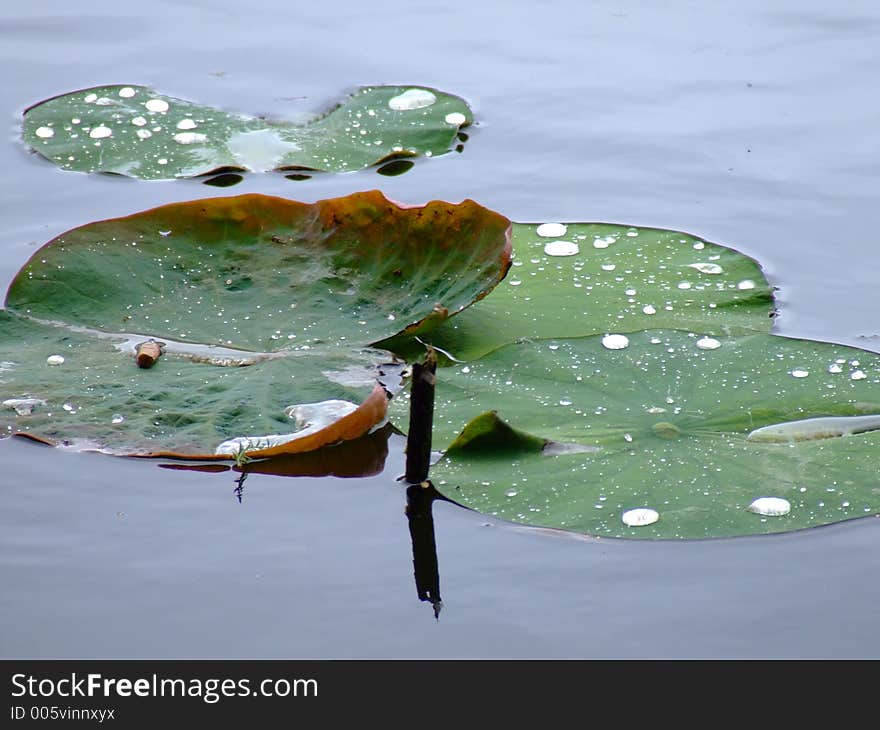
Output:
214,399,358,455
747,497,791,516
535,223,567,238
621,508,660,526
388,88,437,111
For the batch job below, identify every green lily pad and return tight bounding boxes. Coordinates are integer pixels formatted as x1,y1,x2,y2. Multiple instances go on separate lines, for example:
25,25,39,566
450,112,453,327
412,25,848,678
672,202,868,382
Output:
0,309,392,457
427,330,880,539
397,222,774,361
6,191,512,351
1,192,511,457
23,84,472,179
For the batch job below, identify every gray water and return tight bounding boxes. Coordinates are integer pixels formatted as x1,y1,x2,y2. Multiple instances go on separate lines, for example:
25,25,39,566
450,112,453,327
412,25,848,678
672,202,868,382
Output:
1,0,879,658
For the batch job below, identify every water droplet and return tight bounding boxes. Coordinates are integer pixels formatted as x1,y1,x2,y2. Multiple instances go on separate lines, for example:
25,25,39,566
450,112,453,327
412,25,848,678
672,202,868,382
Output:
622,508,659,526
544,240,579,257
688,262,724,275
176,119,197,130
111,414,125,424
642,305,657,315
601,263,616,271
851,370,867,380
388,88,436,111
693,241,705,250
46,355,65,366
559,399,572,406
173,132,207,145
601,334,630,350
624,433,633,442
790,369,809,378
62,402,76,413
828,363,843,374
747,497,791,516
444,111,466,125
131,116,147,126
509,279,522,286
536,223,567,238
157,158,168,165
625,228,639,237
677,281,692,290
84,93,98,103
89,125,112,139
35,126,55,138
505,489,518,498
136,129,152,139
548,344,559,351
145,98,170,113
158,230,171,237
461,366,470,374
696,337,721,350
737,279,756,290
118,87,136,98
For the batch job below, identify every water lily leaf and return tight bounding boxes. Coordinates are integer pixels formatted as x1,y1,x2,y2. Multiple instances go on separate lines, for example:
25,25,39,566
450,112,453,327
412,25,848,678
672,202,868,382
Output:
427,330,880,539
1,192,511,458
404,222,773,361
6,191,512,351
0,309,392,458
23,84,472,179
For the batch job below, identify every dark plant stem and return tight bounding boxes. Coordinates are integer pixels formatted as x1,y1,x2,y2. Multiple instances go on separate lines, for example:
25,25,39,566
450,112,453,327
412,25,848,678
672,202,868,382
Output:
404,348,437,484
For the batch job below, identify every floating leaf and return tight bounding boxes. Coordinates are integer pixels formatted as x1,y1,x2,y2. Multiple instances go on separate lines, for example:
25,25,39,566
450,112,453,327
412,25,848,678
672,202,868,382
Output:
6,191,512,350
0,309,391,458
23,84,472,179
427,330,880,539
400,222,773,361
1,192,511,458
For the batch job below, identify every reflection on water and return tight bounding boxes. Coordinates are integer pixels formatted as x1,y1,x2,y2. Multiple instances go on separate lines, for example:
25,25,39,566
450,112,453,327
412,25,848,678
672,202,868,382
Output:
203,173,244,188
405,481,449,620
158,422,399,483
376,159,415,177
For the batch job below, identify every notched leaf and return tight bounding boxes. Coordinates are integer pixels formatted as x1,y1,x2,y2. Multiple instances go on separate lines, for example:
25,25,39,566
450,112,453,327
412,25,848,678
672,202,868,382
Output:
430,330,880,539
23,84,474,179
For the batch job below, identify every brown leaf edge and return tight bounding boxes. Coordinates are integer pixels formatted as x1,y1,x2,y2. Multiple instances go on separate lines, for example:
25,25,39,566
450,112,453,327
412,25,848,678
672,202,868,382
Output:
6,190,512,343
139,382,391,461
11,383,390,461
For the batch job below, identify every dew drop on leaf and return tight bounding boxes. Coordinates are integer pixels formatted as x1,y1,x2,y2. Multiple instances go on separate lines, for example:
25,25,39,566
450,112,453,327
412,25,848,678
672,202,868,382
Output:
621,507,659,526
387,88,436,111
601,334,629,350
145,98,170,113
535,223,567,238
747,497,791,516
543,240,579,257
